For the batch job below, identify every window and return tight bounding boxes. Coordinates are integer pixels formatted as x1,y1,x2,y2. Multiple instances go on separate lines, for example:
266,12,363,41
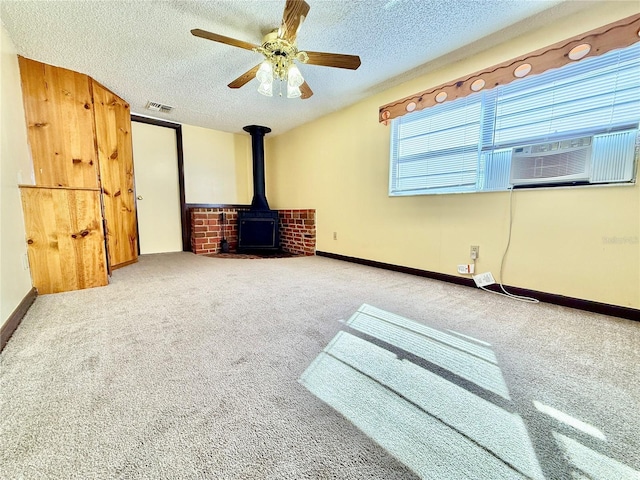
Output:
389,42,640,196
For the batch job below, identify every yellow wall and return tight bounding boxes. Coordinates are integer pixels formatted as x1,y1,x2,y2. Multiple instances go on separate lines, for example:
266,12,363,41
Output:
0,23,35,323
182,124,251,205
267,2,640,309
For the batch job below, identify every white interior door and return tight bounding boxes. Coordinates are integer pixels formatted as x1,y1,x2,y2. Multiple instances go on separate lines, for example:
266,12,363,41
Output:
131,121,182,254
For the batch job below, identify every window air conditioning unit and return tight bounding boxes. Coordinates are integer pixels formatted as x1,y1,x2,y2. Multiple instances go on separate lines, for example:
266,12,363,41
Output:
510,136,592,186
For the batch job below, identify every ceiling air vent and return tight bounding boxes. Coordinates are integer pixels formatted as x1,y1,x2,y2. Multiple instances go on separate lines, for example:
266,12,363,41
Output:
145,101,174,113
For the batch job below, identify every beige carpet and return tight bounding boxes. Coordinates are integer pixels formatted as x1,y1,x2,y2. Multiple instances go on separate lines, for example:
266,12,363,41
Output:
1,252,639,479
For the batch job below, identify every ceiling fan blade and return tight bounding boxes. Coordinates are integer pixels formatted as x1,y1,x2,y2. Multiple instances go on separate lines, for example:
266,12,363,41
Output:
304,51,361,70
191,29,259,51
279,0,310,43
228,64,261,89
300,81,313,99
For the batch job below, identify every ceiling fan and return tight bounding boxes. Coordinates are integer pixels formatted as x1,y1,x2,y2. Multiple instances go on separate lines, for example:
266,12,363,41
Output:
191,0,361,99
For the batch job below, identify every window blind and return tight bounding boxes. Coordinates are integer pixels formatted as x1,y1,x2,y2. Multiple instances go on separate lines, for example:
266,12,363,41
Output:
390,95,482,195
488,42,640,148
390,41,640,196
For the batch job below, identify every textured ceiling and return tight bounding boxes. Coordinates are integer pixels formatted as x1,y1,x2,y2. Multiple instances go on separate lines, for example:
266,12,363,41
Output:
1,0,595,135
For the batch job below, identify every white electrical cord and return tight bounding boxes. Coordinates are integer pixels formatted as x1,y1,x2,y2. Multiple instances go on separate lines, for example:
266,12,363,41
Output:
480,186,539,304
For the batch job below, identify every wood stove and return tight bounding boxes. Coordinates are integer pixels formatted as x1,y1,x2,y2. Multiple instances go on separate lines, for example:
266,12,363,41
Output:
238,125,280,252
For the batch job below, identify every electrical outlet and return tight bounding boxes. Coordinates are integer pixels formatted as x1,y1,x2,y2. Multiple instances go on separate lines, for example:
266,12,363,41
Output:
473,272,495,287
470,245,479,260
333,232,337,240
457,264,475,274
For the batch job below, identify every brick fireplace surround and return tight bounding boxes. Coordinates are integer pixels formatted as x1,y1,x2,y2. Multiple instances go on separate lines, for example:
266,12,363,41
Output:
190,207,316,256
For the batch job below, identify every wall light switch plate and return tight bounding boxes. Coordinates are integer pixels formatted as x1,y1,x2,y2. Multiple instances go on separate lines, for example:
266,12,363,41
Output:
473,272,496,287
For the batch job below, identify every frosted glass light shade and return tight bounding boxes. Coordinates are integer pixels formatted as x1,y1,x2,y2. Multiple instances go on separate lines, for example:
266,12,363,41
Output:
258,81,273,97
287,65,304,88
256,61,273,84
287,85,301,98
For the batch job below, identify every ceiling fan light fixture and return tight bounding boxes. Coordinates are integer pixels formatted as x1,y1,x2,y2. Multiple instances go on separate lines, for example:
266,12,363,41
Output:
192,0,360,101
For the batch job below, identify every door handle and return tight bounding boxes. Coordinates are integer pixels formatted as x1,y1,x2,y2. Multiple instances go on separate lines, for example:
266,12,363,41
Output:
137,195,143,200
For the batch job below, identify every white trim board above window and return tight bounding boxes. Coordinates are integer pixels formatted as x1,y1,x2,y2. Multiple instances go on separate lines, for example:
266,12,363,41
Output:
389,42,640,196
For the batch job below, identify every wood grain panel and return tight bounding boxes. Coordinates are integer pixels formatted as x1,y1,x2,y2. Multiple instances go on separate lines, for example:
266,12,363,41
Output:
92,81,138,268
228,64,261,89
304,51,361,70
190,29,259,51
18,57,99,188
20,186,108,294
279,0,310,43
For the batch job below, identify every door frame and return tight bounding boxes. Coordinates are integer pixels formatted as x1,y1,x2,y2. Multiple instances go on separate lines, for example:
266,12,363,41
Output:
131,115,189,252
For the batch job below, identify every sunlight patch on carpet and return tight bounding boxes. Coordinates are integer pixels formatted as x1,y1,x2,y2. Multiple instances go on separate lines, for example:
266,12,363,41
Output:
345,304,510,399
553,432,640,480
300,304,544,479
534,401,606,441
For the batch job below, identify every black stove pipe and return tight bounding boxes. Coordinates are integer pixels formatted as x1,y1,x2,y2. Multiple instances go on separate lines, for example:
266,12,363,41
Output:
243,125,272,211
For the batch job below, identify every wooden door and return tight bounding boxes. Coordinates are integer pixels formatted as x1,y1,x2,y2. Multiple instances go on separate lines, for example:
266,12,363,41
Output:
18,57,99,188
20,186,108,294
92,81,138,268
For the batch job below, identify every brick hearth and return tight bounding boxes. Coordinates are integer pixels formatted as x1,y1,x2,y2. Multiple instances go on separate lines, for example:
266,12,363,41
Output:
190,207,315,256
